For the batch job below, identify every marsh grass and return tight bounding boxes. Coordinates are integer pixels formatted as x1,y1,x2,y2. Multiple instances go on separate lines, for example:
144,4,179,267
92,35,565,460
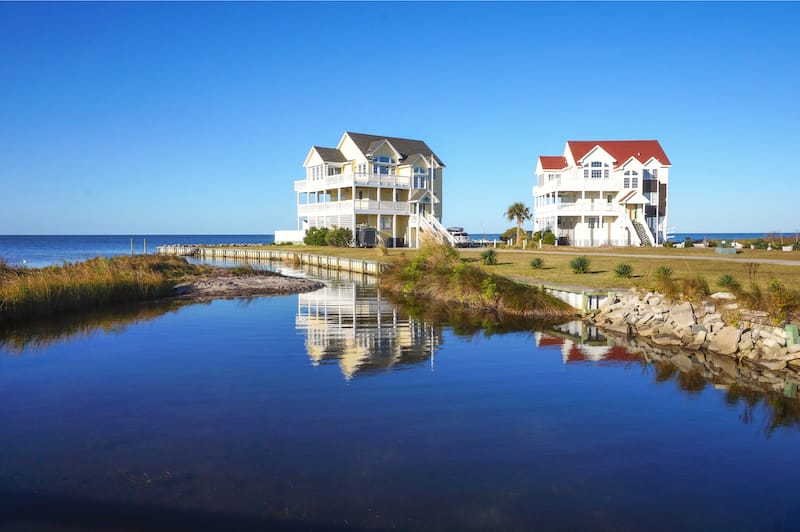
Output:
0,255,210,322
379,243,575,322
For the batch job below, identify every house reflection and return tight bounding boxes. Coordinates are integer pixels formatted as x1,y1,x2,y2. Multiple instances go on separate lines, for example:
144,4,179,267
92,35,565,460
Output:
295,280,442,379
535,321,640,364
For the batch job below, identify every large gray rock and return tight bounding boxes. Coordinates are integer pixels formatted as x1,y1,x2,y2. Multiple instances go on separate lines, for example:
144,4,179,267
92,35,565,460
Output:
708,326,741,355
759,359,787,371
671,302,696,330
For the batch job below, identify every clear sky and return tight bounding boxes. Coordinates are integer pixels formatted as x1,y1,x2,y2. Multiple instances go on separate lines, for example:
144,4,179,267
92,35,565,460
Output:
1,1,798,235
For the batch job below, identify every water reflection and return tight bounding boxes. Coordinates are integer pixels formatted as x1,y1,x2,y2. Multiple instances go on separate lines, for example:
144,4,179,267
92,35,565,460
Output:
296,279,441,380
536,322,800,436
0,300,190,354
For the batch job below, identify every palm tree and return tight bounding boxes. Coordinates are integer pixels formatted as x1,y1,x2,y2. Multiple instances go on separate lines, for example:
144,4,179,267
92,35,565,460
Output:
505,202,531,247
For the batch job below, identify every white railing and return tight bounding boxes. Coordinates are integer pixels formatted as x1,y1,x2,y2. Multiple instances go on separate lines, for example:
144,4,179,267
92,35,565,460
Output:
299,199,410,215
415,214,457,246
296,172,411,192
298,200,353,215
534,177,623,193
536,200,621,214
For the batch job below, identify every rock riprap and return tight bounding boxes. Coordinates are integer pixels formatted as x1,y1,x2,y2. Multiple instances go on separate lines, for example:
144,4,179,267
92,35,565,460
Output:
586,289,800,380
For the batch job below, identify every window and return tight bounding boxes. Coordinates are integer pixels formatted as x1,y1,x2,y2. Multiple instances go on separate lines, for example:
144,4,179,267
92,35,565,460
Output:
624,170,639,189
643,169,659,180
327,166,341,176
357,163,367,174
588,217,599,229
586,161,609,179
413,166,427,189
381,216,392,230
372,155,396,175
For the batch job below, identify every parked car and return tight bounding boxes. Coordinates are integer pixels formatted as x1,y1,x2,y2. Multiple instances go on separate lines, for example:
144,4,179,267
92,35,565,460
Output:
447,227,474,248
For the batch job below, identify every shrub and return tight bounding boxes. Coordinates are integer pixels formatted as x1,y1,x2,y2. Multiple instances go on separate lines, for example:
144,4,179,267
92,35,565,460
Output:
662,240,674,248
541,231,556,246
707,240,718,248
681,276,710,301
500,228,517,242
480,249,497,265
303,226,329,246
684,238,695,248
531,231,542,242
717,274,741,292
751,238,769,250
793,241,800,251
614,263,633,278
655,265,673,279
325,227,353,247
570,256,591,274
766,280,797,325
530,257,544,270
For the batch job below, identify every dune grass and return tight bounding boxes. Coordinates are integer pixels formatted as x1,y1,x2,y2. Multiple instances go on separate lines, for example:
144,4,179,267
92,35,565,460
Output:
0,255,211,322
379,243,576,323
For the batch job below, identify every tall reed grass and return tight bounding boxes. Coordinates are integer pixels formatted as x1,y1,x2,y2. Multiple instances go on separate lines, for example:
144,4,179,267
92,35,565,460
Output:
0,255,209,322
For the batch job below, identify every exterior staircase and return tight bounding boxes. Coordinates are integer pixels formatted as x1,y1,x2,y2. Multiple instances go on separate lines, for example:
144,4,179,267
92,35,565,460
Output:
418,214,457,246
631,220,654,246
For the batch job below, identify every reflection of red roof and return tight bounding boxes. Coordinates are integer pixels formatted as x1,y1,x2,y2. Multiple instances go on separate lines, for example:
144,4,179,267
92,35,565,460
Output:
538,336,565,347
566,345,641,363
568,140,671,168
539,156,569,171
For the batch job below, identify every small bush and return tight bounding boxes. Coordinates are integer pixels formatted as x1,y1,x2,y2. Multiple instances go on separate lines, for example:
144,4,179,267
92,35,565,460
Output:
541,231,556,245
663,240,674,248
751,238,769,250
793,241,800,251
325,227,353,247
530,257,544,270
707,240,718,248
717,274,741,292
570,256,591,274
614,263,633,278
303,226,329,246
684,238,694,248
681,275,710,301
480,249,497,265
653,265,676,297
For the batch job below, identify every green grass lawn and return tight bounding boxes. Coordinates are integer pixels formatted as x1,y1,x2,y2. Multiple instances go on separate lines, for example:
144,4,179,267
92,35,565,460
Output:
209,243,800,291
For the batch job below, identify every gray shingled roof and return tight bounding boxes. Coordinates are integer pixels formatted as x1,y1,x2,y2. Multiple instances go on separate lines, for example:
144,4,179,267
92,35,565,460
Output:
346,132,444,166
313,146,348,163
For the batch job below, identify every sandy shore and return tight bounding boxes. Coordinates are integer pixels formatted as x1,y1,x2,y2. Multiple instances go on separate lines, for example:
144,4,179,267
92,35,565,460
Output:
171,269,324,301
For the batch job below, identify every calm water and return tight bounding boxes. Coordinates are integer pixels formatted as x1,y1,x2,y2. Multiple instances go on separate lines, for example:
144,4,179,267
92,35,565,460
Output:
1,261,800,530
0,235,275,268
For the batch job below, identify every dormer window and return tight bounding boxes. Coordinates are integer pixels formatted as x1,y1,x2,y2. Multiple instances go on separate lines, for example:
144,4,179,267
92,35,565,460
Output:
624,170,639,189
643,169,659,180
372,155,396,175
584,161,609,179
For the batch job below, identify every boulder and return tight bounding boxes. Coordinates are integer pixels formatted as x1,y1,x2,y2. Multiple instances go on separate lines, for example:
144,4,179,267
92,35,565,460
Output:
708,326,741,355
671,302,696,330
651,334,682,346
759,359,787,371
710,292,737,301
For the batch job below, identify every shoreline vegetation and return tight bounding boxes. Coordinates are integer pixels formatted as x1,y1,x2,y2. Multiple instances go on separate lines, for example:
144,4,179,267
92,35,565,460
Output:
378,242,577,324
0,255,322,324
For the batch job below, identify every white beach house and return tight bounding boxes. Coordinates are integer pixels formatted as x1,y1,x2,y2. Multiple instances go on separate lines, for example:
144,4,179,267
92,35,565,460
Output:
533,140,671,246
289,132,452,247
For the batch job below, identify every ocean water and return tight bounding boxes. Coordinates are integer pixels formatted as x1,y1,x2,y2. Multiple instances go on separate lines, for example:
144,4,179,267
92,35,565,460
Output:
0,235,275,268
1,264,799,530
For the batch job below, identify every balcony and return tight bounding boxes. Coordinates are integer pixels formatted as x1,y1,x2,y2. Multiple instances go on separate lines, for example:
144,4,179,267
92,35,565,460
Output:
534,176,623,193
295,172,411,192
535,199,622,215
298,199,410,216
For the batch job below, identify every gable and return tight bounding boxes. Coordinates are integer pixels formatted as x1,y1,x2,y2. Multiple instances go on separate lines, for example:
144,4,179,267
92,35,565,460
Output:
568,140,671,168
344,132,445,166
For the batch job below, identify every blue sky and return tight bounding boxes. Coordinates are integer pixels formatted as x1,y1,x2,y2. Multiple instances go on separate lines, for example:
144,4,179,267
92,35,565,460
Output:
1,1,798,235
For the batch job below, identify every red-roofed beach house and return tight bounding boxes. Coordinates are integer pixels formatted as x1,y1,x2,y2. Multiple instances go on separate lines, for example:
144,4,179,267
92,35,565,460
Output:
534,140,671,246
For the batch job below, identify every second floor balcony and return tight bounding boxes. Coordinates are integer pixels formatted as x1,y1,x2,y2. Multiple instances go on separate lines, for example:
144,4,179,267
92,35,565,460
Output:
535,199,622,216
296,172,411,193
298,199,411,216
534,176,623,194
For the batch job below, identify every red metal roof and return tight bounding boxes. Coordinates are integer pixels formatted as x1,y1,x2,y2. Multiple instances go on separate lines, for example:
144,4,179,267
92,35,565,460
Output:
568,140,671,167
539,156,569,171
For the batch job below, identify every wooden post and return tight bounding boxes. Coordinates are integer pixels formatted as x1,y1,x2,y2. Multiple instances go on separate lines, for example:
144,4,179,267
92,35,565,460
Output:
130,238,134,256
143,238,147,255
